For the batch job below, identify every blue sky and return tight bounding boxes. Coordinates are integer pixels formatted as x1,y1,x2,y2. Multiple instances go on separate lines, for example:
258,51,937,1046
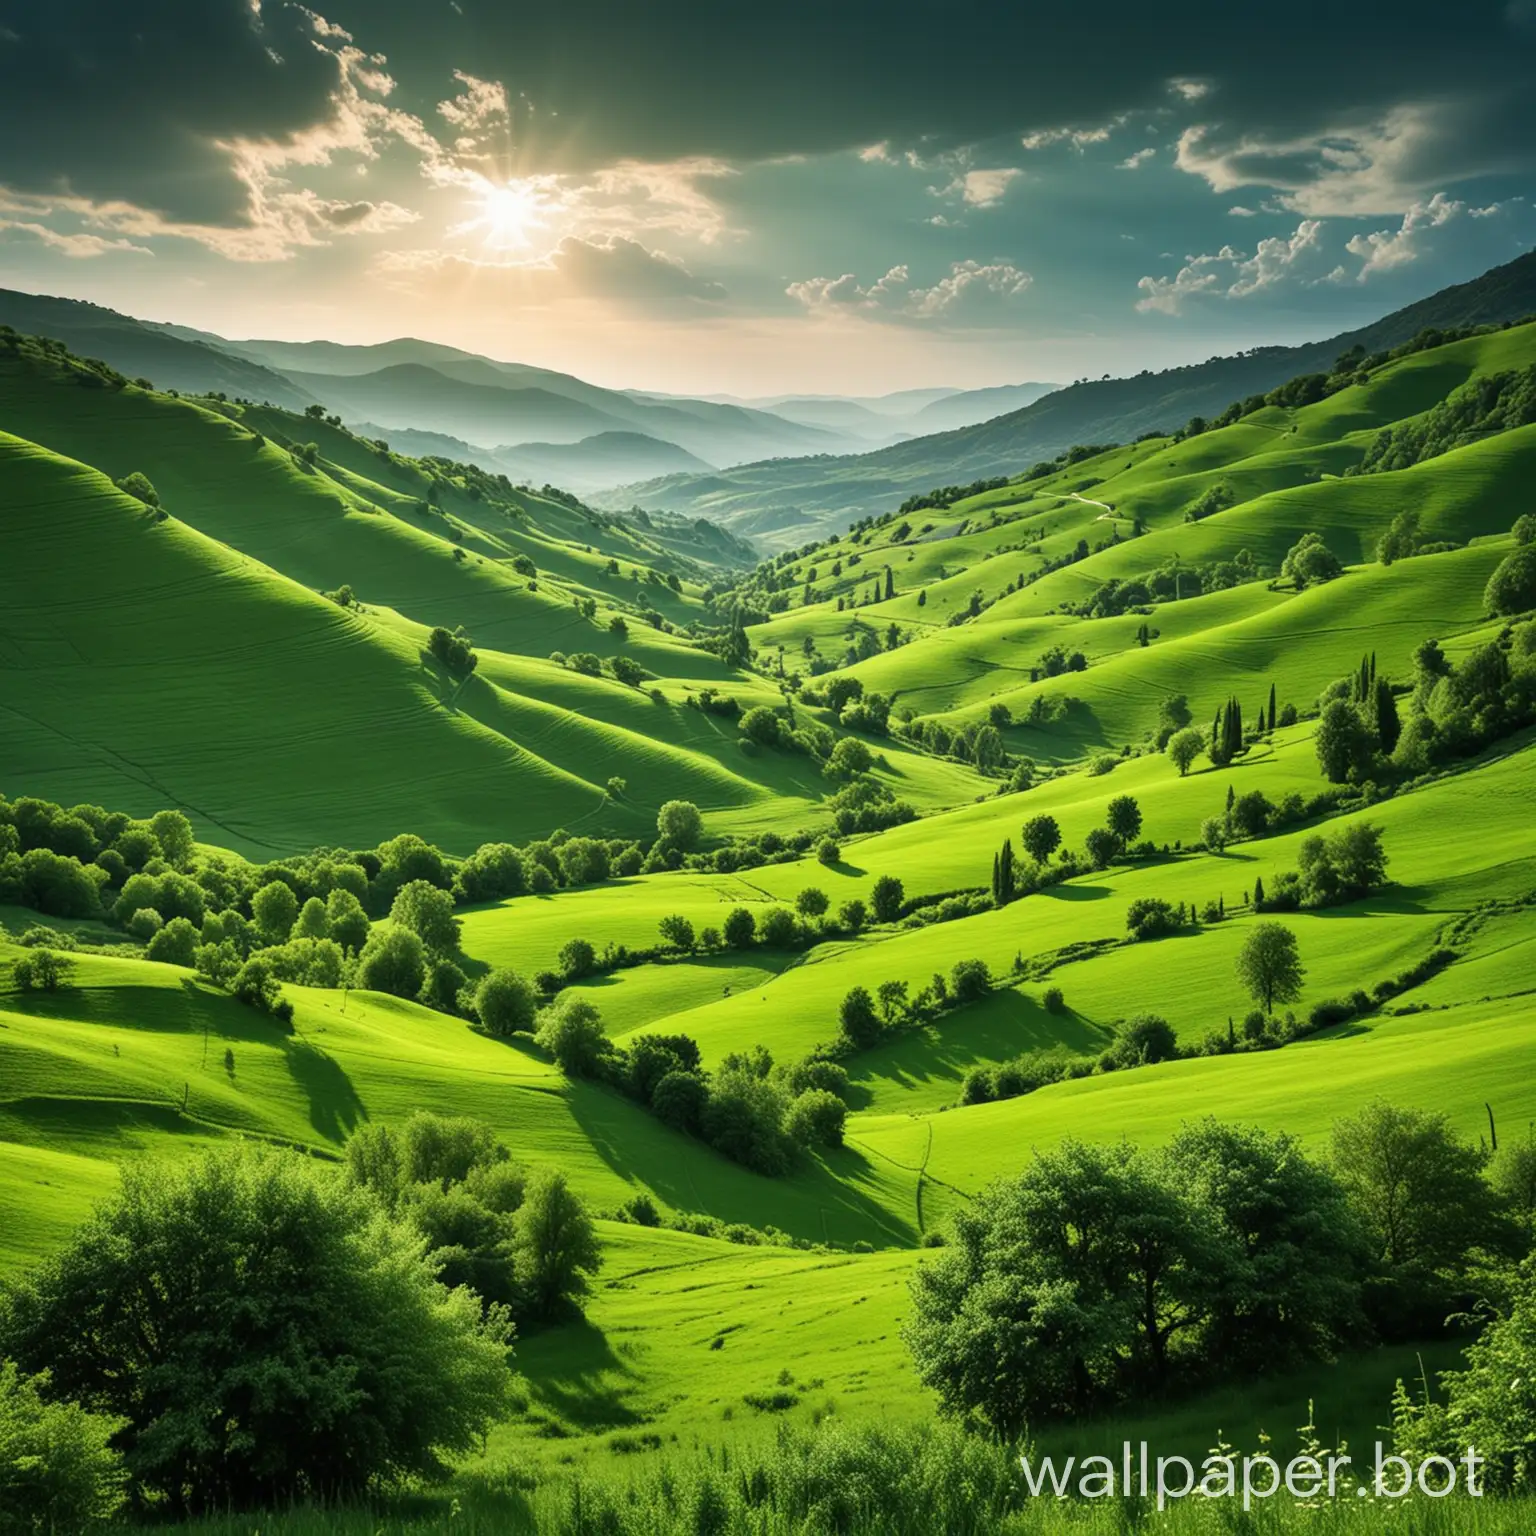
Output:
0,1,1532,394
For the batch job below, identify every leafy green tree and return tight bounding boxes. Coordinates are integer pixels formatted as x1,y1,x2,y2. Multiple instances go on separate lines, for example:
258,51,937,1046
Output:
739,706,782,746
453,843,527,903
513,1168,601,1321
1330,1102,1511,1280
870,874,905,923
1084,827,1118,870
656,800,703,849
949,958,990,1002
1315,699,1376,783
390,880,460,954
1282,531,1343,587
294,896,329,941
838,985,881,1049
1235,921,1304,1014
1021,814,1061,864
1124,898,1178,940
816,835,841,867
0,1147,511,1511
1513,512,1536,547
658,914,695,951
12,948,72,991
357,924,428,999
558,937,596,978
1376,509,1422,565
795,887,829,920
251,879,298,944
146,916,198,967
535,997,609,1077
325,888,371,953
825,736,874,781
1201,816,1228,852
473,964,540,1038
786,1089,847,1149
876,979,909,1022
722,906,756,948
1108,1014,1178,1067
700,1068,792,1175
556,837,610,887
759,907,798,946
651,1070,708,1133
0,1360,125,1529
148,809,195,869
1485,545,1536,616
1105,795,1142,850
837,898,867,934
1166,727,1205,776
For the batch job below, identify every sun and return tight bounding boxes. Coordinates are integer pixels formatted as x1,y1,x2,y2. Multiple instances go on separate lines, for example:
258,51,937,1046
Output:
475,182,545,246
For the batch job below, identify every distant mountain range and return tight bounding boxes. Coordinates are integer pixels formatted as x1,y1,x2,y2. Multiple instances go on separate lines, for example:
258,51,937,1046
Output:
4,248,1534,548
594,249,1536,544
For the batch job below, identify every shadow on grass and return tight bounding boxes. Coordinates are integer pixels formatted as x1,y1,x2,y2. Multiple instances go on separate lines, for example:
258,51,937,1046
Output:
1038,880,1112,901
283,1038,366,1144
849,988,1110,1107
514,1315,646,1432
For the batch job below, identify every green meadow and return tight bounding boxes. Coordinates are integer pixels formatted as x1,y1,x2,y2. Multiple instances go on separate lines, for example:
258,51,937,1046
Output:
2,313,1535,1530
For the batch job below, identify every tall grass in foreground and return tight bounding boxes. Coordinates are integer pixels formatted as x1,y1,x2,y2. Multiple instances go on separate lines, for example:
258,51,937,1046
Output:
170,1422,1531,1536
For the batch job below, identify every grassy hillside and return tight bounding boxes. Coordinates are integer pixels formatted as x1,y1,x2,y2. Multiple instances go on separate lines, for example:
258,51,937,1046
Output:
1,296,1535,1522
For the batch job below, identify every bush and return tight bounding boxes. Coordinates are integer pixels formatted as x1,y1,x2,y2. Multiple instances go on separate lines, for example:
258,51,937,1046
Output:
251,879,299,943
0,1146,512,1511
558,937,597,979
146,916,198,967
816,836,841,867
0,1361,125,1531
1125,897,1178,940
1042,986,1065,1014
657,800,703,850
759,907,798,947
949,958,990,1002
651,1069,708,1133
870,874,904,923
390,880,460,954
839,986,881,1049
795,887,829,920
722,906,756,948
786,1089,847,1149
513,1167,601,1322
1486,545,1536,616
126,906,163,941
1108,1013,1178,1067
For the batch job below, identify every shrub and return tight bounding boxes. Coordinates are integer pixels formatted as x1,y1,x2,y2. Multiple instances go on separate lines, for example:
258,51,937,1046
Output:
870,874,904,923
816,836,841,867
651,1070,708,1133
949,958,990,1002
1125,897,1179,940
126,906,163,941
657,800,703,850
0,1146,512,1511
557,837,610,887
722,907,756,949
558,937,597,979
0,1361,125,1531
658,913,695,951
231,954,293,1024
837,899,867,934
1485,545,1536,616
1309,996,1356,1030
1042,986,1065,1014
786,1090,847,1149
325,888,371,953
1108,1013,1178,1067
759,907,798,947
513,1167,601,1321
251,879,299,943
795,887,829,919
839,986,881,1049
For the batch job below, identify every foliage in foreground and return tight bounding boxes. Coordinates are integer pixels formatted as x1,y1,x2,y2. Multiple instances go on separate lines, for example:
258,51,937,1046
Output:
0,1145,514,1514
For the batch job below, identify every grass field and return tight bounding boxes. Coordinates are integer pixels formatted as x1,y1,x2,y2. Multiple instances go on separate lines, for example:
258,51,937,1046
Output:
1,316,1534,1529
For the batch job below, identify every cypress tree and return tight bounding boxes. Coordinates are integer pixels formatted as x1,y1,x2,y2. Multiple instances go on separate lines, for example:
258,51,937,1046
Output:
1373,676,1401,753
1225,782,1236,829
1253,874,1266,909
884,565,895,601
1267,682,1277,732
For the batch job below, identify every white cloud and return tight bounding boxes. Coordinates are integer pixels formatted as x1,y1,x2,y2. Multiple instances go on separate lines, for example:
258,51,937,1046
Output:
1118,148,1156,171
1228,205,1258,217
1135,220,1326,313
1168,79,1212,101
960,168,1023,206
1344,191,1464,279
786,260,1031,324
0,220,151,258
1020,121,1120,151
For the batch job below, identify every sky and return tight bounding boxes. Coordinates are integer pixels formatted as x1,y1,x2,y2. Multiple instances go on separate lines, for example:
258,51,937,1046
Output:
0,1,1533,397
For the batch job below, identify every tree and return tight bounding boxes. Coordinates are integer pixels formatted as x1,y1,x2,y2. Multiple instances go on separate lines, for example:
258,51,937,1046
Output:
1083,827,1118,870
512,1168,601,1321
839,985,881,1048
357,924,428,999
390,880,461,954
1377,509,1422,565
557,937,596,979
148,808,195,869
701,1068,793,1175
1485,545,1536,616
1108,1014,1178,1067
294,896,330,941
0,1360,126,1530
535,997,609,1076
991,840,1015,907
759,907,798,946
1315,699,1375,783
876,979,909,1022
786,1089,847,1149
1157,694,1192,741
325,888,371,953
1105,795,1142,850
651,1070,708,1133
1166,727,1205,776
739,706,782,746
1230,790,1271,840
656,800,703,850
1021,814,1061,864
949,958,990,1002
722,907,756,948
825,737,873,780
1282,531,1343,587
1235,921,1304,1015
871,874,904,923
557,837,610,886
12,947,73,991
475,969,538,1037
816,836,841,867
251,879,298,944
1201,816,1228,853
658,914,696,951
146,916,198,968
795,887,829,920
0,1147,511,1511
1125,897,1179,941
